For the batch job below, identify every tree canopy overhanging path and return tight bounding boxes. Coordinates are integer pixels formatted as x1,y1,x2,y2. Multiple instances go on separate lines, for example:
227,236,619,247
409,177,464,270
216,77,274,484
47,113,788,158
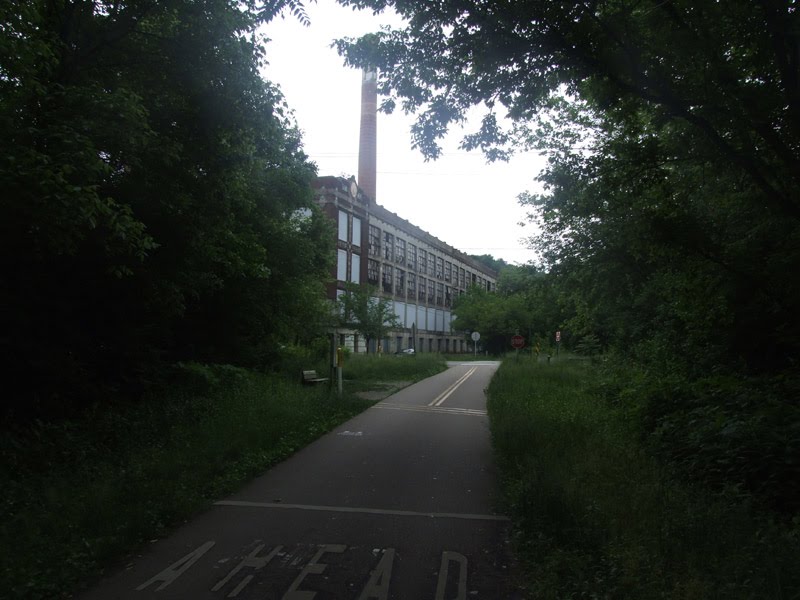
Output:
78,361,521,600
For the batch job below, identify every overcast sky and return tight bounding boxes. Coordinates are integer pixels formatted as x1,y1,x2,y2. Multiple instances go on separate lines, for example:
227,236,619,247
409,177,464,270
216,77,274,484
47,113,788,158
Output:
260,2,547,265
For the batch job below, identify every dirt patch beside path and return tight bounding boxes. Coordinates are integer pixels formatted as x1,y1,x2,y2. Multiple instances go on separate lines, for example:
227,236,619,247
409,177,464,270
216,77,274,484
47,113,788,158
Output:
354,381,412,401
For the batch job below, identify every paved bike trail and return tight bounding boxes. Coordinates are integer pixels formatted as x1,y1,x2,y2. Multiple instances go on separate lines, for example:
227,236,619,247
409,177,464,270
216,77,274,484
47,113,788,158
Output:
79,361,521,599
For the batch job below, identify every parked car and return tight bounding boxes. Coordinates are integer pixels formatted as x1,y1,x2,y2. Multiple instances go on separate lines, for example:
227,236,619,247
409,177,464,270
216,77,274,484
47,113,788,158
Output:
396,348,415,355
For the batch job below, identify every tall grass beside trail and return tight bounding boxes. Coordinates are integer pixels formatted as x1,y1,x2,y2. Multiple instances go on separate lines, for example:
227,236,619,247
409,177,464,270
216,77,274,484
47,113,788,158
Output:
341,352,447,383
487,358,799,599
442,353,496,362
0,368,372,600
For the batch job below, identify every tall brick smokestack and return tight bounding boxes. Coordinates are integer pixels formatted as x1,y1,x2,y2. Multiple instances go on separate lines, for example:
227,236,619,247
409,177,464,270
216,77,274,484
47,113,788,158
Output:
358,68,378,202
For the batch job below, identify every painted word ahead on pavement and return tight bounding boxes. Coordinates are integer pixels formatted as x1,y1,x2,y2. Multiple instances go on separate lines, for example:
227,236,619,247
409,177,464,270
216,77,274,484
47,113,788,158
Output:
135,540,481,600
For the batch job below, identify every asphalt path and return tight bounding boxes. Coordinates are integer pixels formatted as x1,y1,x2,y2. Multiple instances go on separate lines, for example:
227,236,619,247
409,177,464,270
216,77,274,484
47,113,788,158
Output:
79,360,521,600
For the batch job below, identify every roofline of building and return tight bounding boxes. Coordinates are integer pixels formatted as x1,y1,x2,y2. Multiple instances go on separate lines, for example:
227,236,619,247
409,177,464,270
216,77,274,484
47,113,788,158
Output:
313,175,499,280
368,203,498,279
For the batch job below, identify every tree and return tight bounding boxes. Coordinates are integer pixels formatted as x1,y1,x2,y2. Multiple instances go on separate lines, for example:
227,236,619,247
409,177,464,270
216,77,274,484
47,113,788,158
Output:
0,1,333,420
337,283,401,353
334,0,800,373
468,254,509,273
334,1,800,510
452,265,566,354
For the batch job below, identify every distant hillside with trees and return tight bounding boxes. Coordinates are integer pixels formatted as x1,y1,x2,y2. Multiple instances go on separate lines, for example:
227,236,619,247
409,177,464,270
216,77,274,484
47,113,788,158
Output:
468,253,509,274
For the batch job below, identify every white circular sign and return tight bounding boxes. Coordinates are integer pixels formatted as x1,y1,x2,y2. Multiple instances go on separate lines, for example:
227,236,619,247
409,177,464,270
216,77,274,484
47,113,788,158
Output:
471,331,480,342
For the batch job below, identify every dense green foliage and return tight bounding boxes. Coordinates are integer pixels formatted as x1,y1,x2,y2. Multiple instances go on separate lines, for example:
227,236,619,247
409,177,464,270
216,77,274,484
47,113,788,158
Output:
453,264,565,353
488,358,800,599
0,1,333,422
336,1,800,515
341,351,446,382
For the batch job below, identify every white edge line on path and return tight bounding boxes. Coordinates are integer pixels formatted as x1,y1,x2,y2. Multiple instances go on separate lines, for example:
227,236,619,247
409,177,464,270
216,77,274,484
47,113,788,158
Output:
214,500,509,522
375,404,487,417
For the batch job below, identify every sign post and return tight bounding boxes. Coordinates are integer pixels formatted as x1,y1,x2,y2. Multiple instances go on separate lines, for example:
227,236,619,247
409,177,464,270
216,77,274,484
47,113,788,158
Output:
511,335,525,362
510,334,523,359
470,331,480,357
335,346,345,396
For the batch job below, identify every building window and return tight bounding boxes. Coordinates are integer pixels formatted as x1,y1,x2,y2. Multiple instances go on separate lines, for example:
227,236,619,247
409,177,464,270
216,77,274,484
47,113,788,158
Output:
395,268,405,296
408,273,416,298
445,285,452,308
408,244,417,271
369,225,381,257
444,261,452,282
427,252,435,277
436,282,444,306
383,232,394,261
459,268,466,288
418,277,426,302
338,210,348,242
337,249,347,281
435,256,444,280
367,259,379,285
419,249,427,274
395,238,406,264
351,254,360,284
382,264,393,294
427,279,435,303
352,216,362,246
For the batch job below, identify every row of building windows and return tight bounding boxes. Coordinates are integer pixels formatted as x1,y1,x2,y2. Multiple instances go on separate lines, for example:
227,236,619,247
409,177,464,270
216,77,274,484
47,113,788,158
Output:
386,337,467,354
370,259,462,307
338,333,469,355
366,223,492,290
339,211,495,297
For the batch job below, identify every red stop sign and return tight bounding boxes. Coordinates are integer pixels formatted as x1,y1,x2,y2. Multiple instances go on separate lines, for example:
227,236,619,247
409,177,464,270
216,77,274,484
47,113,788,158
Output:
511,335,525,349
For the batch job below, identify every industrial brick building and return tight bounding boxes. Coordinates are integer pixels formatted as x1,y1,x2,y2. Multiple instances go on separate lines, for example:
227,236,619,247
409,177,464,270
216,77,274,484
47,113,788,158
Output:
312,69,497,354
313,177,497,354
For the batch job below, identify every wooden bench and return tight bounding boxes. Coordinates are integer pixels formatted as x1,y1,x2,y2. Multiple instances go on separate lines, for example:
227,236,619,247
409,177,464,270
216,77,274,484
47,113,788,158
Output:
301,370,329,385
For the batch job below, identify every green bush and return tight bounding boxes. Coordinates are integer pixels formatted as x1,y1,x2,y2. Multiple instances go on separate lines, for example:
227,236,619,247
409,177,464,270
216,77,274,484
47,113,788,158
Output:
170,362,250,395
487,358,800,599
593,356,800,514
641,374,800,514
272,340,329,380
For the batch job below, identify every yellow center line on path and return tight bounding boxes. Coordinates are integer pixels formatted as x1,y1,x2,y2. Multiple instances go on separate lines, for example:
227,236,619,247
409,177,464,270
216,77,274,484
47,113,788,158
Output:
428,367,477,407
